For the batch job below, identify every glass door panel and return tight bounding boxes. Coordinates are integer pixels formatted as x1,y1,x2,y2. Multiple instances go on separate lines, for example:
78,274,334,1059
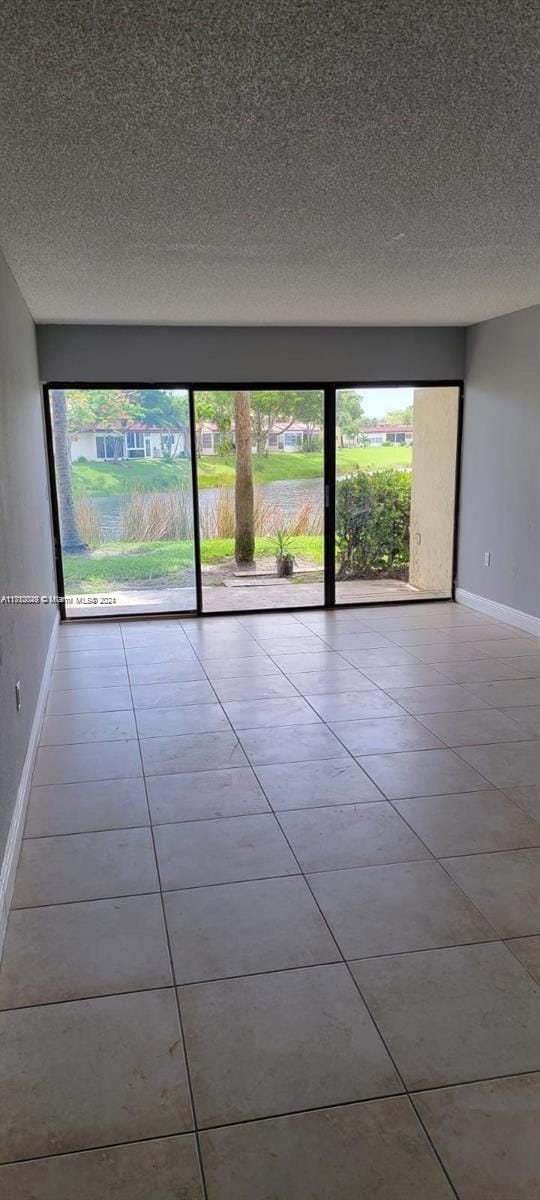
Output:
335,386,460,604
48,387,197,617
193,389,325,612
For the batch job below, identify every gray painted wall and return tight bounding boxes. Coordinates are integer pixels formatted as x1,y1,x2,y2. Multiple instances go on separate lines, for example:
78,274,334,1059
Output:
458,305,540,617
0,253,56,864
36,323,464,383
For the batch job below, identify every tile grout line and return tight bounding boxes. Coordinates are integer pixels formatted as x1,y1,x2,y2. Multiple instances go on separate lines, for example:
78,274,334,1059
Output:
182,619,434,1167
244,755,463,1199
3,1064,538,1171
120,623,210,1200
6,606,539,1185
268,651,531,950
23,812,540,849
10,924,539,1012
241,617,533,1200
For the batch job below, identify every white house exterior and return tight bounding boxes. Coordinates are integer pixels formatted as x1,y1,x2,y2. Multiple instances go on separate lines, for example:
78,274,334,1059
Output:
360,424,413,445
198,421,321,455
70,425,186,462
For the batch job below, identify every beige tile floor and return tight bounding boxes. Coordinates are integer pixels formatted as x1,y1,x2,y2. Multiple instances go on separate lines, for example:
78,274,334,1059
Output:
0,601,539,1198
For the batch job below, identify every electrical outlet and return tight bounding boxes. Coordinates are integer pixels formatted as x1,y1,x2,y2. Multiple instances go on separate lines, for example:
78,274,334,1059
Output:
484,551,491,567
15,680,22,712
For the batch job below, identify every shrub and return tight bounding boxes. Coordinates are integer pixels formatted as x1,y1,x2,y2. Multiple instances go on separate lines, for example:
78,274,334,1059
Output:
336,469,411,579
287,497,323,536
75,498,102,547
200,488,236,539
216,436,235,458
120,489,194,541
199,487,323,540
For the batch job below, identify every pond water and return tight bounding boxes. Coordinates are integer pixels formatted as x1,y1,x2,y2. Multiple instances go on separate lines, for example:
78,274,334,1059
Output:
91,476,325,539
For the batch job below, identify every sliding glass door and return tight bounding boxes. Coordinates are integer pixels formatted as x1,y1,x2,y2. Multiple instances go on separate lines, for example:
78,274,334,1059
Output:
47,387,198,618
46,382,461,619
193,389,325,612
335,386,460,604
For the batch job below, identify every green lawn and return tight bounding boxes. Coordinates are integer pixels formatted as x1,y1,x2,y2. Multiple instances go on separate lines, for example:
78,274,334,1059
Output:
63,536,324,592
71,447,412,496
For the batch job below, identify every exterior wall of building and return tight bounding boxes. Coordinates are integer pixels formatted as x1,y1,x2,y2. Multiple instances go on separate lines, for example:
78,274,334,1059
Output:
409,387,460,595
70,431,96,461
363,429,413,445
70,429,185,462
199,429,308,455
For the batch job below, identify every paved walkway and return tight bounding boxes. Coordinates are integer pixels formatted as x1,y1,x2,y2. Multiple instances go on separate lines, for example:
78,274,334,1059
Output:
66,577,442,618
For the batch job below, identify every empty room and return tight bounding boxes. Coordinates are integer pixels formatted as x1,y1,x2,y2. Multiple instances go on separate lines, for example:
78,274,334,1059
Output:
0,2,539,1197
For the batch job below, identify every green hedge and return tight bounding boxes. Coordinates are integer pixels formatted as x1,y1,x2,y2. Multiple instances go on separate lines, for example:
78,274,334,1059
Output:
336,469,411,579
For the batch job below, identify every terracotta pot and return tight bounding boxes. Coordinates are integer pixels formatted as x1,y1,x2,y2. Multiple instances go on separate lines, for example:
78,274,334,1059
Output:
276,553,294,577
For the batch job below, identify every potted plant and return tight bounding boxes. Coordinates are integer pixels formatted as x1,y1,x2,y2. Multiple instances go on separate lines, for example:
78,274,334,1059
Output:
272,528,295,577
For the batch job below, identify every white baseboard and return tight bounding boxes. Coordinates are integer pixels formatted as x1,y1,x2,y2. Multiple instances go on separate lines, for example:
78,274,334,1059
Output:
456,588,540,636
0,612,59,954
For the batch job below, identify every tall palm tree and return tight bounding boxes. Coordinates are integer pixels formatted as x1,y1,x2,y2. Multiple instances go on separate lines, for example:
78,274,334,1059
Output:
234,390,255,565
51,389,87,553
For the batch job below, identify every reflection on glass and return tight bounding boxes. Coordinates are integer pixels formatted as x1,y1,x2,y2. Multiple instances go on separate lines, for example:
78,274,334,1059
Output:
193,389,325,612
335,386,459,604
49,387,197,617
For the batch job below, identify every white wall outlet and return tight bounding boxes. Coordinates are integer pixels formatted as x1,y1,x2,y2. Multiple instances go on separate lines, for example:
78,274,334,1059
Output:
15,680,22,711
484,551,491,567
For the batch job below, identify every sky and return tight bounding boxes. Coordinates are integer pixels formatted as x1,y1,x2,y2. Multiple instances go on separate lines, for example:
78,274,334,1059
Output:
174,386,414,421
348,387,414,420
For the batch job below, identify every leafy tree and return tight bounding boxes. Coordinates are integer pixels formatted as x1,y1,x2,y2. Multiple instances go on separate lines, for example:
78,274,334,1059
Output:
195,391,235,453
250,391,290,457
135,390,190,459
67,389,143,463
289,390,324,451
337,390,364,447
249,390,319,456
383,405,414,425
194,389,324,457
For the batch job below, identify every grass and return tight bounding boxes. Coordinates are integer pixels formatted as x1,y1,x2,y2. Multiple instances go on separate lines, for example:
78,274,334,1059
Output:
63,536,324,592
71,447,412,496
71,458,192,497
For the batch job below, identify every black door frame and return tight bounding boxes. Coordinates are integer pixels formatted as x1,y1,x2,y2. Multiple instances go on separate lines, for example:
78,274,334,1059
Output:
43,380,464,622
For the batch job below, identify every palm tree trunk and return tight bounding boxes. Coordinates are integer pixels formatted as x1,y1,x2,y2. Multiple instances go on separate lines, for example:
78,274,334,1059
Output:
234,390,255,565
51,390,87,553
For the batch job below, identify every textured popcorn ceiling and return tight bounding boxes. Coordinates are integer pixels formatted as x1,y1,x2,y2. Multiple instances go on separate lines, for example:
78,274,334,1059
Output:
0,0,539,324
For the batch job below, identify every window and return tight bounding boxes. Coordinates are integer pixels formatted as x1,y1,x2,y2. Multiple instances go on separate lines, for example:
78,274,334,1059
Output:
127,431,145,458
202,431,213,450
96,434,123,459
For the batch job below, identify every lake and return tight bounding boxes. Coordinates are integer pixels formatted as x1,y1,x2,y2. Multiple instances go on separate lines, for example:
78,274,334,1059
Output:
91,476,325,539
